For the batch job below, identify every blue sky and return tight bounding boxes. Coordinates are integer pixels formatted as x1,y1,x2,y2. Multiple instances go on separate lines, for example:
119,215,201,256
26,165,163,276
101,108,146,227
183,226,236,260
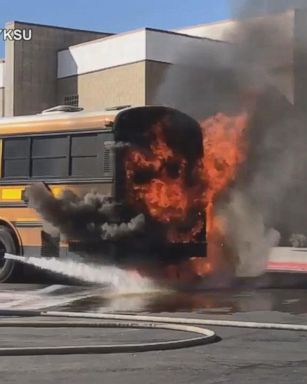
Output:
0,0,231,57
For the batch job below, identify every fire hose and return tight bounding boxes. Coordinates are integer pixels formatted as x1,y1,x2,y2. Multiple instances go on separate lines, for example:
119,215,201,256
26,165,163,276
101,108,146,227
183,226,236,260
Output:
0,309,216,355
0,309,307,355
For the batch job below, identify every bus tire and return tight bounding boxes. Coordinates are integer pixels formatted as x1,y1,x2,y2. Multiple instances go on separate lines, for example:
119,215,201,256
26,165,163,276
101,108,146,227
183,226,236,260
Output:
0,226,19,283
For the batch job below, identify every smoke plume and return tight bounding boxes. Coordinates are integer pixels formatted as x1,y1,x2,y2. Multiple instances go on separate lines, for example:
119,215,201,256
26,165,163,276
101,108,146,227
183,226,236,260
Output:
231,0,307,18
154,1,307,276
27,182,145,242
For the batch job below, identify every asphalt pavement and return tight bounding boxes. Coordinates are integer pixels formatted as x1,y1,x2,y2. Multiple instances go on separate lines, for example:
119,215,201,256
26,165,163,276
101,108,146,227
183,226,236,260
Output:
0,282,306,384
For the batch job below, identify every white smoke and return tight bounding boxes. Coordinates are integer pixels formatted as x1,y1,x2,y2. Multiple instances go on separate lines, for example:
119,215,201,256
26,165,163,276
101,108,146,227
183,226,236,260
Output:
289,233,307,247
231,0,307,17
219,191,281,277
101,214,145,240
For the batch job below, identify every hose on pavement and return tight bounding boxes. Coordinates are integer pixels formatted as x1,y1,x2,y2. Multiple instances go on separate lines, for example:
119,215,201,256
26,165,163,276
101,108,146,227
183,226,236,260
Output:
0,309,307,356
0,309,216,356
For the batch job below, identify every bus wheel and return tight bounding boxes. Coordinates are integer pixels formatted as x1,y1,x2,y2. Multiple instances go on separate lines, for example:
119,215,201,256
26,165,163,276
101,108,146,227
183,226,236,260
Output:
0,226,19,283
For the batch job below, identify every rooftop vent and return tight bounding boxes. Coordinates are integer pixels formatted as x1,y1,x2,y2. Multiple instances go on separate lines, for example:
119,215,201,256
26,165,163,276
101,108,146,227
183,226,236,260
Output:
41,105,84,114
105,105,131,111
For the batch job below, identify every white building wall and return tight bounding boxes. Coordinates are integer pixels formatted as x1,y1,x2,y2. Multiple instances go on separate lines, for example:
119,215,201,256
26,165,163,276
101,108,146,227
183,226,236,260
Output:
145,29,224,63
177,20,238,41
57,30,147,78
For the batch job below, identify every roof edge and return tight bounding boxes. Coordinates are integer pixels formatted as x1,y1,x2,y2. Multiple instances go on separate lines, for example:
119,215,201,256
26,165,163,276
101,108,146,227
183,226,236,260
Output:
6,20,113,36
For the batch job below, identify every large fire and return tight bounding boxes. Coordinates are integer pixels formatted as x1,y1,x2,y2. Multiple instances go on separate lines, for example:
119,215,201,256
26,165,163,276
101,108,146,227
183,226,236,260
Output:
124,121,204,244
202,112,249,231
124,111,249,282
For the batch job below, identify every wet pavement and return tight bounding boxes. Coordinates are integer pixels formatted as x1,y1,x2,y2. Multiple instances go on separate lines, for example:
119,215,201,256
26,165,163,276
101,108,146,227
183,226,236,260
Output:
60,286,307,315
1,277,307,315
0,278,307,383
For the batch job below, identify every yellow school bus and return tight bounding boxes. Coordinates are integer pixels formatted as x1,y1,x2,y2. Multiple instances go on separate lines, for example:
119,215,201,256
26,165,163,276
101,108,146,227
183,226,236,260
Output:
0,105,206,282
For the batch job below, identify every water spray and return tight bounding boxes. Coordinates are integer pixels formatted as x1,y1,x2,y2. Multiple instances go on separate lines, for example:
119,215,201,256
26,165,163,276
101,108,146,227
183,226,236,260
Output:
5,254,157,295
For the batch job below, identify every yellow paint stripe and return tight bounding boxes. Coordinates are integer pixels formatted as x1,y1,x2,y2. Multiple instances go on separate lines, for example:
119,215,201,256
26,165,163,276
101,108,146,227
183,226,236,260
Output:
15,218,40,222
0,140,2,178
1,188,22,200
0,186,62,201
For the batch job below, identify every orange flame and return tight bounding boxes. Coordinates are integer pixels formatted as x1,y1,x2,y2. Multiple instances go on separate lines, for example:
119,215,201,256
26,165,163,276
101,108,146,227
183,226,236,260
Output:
124,112,249,283
124,122,203,243
199,111,249,277
202,113,248,201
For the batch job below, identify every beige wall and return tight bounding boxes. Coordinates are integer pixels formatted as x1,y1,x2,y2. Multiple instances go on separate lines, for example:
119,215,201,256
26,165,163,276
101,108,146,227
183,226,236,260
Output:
5,21,110,116
4,21,15,117
57,61,146,110
0,88,4,117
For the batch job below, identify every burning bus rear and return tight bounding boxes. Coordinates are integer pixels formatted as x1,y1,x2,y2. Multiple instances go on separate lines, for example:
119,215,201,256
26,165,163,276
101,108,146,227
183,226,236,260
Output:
113,106,207,267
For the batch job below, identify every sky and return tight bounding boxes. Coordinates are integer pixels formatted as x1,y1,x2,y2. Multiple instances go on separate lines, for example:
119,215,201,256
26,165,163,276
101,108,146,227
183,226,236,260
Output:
0,0,231,57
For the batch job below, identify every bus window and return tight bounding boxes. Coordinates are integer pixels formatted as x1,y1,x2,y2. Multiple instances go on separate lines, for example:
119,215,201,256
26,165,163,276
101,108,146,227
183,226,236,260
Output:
3,137,31,178
71,133,99,177
32,135,69,178
70,132,114,178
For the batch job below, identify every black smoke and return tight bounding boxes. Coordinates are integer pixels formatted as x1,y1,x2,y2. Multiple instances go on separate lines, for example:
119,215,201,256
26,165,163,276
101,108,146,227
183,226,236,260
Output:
27,182,145,243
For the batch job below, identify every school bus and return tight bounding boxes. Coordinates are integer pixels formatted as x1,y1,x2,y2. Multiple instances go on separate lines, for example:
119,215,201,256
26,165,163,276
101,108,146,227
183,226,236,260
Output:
0,105,206,282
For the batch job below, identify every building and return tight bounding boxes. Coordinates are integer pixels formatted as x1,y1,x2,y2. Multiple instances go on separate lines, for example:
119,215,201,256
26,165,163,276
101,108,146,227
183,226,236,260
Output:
0,8,307,117
0,20,226,118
